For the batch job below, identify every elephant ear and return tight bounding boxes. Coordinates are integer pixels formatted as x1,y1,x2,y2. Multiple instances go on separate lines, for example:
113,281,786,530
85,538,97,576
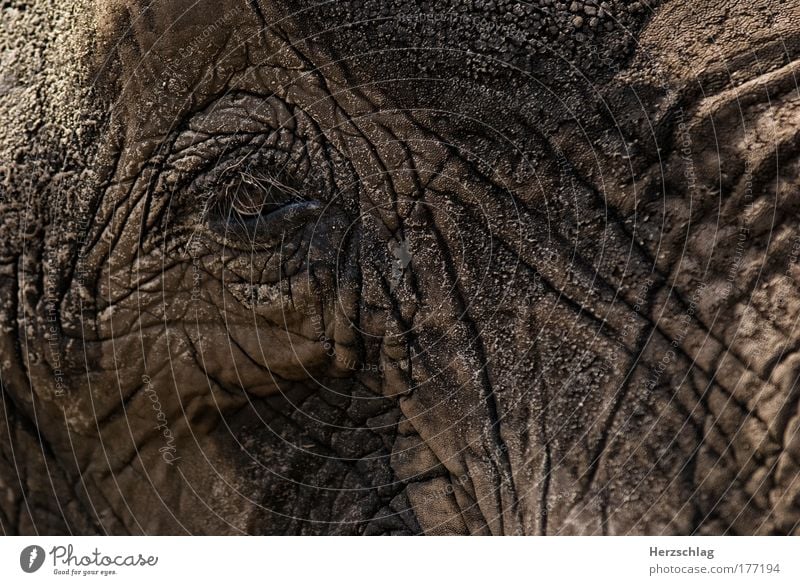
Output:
597,3,800,535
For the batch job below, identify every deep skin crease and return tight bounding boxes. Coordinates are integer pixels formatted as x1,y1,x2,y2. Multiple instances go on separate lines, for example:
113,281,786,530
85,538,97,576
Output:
1,0,800,535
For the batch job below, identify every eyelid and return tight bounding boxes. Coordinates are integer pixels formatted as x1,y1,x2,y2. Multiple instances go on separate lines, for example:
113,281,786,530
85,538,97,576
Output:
240,171,307,200
209,200,323,249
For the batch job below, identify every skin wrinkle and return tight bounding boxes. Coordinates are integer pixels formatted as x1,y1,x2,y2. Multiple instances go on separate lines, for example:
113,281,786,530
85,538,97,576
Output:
413,200,522,533
418,155,683,525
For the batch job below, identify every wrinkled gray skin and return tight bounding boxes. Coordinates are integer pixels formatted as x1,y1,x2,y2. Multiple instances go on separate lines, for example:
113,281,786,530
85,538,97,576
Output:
2,0,800,535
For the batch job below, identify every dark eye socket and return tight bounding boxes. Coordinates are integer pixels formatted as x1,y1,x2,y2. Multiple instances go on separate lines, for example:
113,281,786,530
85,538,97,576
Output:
206,171,321,248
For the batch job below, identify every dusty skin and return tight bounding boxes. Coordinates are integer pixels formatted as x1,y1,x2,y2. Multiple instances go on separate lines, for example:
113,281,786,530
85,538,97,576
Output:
1,0,800,535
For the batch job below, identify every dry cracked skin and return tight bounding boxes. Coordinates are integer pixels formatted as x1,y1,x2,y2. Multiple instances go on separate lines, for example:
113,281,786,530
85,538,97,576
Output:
1,0,800,535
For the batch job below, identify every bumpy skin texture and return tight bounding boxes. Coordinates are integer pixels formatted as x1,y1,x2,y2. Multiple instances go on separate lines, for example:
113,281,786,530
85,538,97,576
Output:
1,0,800,535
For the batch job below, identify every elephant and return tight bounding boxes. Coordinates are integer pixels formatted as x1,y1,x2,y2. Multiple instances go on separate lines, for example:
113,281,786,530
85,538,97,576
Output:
1,0,799,535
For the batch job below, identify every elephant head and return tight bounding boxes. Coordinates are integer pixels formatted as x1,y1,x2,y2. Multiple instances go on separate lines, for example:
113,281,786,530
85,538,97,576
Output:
1,0,800,535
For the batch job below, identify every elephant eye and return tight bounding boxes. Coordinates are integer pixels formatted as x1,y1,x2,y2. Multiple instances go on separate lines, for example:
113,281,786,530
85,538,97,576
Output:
206,171,321,247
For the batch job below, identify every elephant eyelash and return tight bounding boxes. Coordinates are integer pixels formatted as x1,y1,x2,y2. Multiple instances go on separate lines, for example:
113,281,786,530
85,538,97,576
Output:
196,161,325,248
227,171,307,216
158,130,351,247
201,164,314,219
